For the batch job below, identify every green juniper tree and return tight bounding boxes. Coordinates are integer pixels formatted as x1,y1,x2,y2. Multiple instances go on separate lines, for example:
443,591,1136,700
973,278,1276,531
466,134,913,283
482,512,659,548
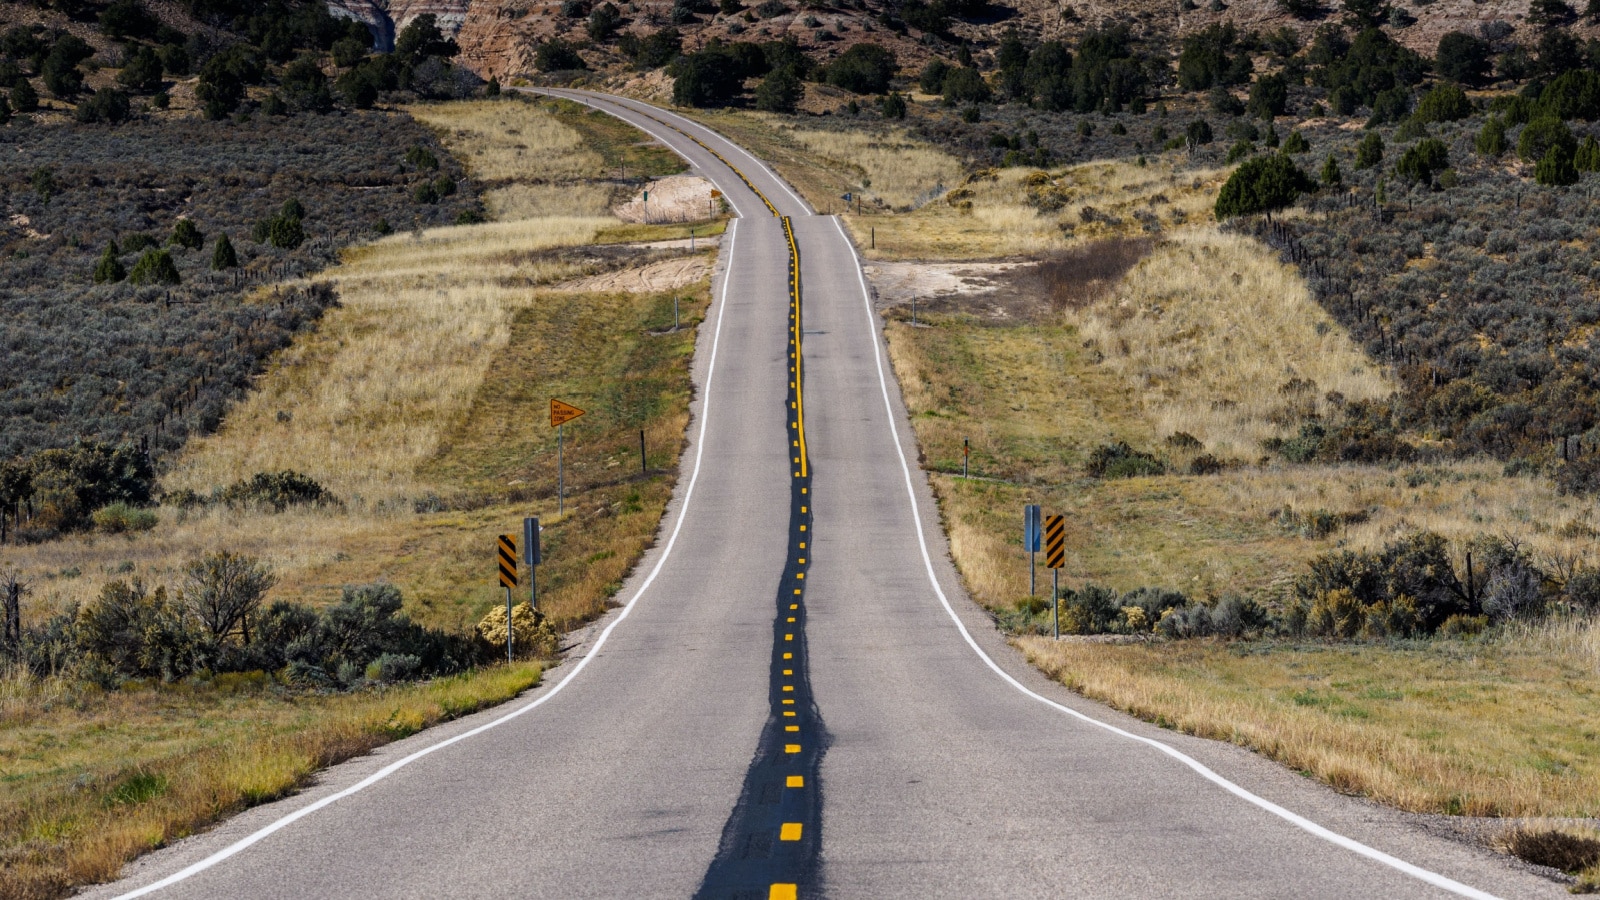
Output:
93,241,126,283
211,233,238,270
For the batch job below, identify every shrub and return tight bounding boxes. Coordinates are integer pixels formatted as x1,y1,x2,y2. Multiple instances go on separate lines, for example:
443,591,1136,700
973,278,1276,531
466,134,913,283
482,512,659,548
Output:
76,88,132,124
91,501,158,533
74,579,208,682
1189,453,1224,475
1120,586,1190,627
219,470,334,511
670,46,750,107
93,242,126,284
1086,441,1166,478
1178,22,1251,91
1248,72,1288,118
754,65,802,112
881,91,907,119
535,39,587,71
1518,116,1575,163
42,36,91,98
1355,131,1383,169
1282,130,1310,154
1414,83,1471,123
1436,31,1491,85
1210,595,1268,637
1395,138,1449,185
1575,136,1600,171
211,233,238,270
1185,119,1214,145
1294,531,1476,635
365,652,423,683
941,67,990,105
169,218,204,250
1475,117,1507,157
587,2,622,40
128,249,181,286
267,214,305,249
824,42,896,94
100,0,159,40
118,45,164,92
1155,603,1214,638
179,551,277,641
1308,587,1365,638
1058,583,1121,634
1564,569,1600,610
332,36,369,69
1536,144,1580,186
1482,561,1545,620
1321,153,1341,184
919,58,951,94
1216,153,1314,218
476,602,558,658
1538,69,1600,121
11,79,38,113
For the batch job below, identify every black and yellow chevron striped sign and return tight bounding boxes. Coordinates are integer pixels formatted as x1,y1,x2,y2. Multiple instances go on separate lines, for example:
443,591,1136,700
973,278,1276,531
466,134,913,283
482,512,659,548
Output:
1044,515,1066,570
497,534,518,588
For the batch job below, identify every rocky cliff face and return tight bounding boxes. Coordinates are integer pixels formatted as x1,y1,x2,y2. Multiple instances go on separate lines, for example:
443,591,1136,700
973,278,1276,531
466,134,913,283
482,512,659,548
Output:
327,0,471,53
453,1,540,80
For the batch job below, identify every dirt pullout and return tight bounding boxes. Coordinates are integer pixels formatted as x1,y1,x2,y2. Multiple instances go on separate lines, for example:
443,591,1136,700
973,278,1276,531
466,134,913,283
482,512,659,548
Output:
614,175,717,224
865,260,1035,321
551,254,710,293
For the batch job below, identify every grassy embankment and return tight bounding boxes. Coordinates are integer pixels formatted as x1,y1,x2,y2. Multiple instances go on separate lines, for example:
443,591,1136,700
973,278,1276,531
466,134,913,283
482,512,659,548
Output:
690,112,1600,870
0,96,720,898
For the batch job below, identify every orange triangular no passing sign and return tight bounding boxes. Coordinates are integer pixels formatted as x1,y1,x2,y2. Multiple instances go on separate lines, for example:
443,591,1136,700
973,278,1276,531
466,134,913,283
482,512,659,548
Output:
551,399,586,427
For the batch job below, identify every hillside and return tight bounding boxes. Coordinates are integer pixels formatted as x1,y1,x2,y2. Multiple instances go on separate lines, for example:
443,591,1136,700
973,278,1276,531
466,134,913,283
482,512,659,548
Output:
340,0,1591,81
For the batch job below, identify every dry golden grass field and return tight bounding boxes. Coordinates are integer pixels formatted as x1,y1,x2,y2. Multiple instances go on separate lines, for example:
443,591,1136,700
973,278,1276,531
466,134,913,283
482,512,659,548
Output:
0,96,719,898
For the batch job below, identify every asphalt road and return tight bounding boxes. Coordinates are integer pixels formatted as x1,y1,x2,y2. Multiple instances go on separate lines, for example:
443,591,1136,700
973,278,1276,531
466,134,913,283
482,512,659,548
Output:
88,93,1565,900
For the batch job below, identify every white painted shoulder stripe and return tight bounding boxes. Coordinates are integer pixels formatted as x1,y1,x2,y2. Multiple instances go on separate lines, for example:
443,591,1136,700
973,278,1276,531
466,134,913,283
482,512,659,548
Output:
112,219,743,900
826,214,1501,900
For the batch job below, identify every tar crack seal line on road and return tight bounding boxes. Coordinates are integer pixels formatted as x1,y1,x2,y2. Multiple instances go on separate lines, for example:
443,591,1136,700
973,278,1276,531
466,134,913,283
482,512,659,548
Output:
694,216,826,900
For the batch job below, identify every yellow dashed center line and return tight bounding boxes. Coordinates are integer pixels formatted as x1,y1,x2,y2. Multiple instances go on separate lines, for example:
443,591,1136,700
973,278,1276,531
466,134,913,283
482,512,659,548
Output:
771,884,798,900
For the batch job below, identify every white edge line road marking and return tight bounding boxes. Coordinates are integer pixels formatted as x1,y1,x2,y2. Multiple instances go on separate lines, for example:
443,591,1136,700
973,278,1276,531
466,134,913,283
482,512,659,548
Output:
529,88,750,220
112,218,743,900
827,214,1503,900
550,88,813,217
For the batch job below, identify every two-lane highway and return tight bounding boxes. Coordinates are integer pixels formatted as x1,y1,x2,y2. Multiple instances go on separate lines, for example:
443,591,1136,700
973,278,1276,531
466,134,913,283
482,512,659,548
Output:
88,92,1563,899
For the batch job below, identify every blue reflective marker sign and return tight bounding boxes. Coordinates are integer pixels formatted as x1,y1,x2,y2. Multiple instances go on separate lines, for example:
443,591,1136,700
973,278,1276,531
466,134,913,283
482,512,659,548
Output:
1024,504,1041,552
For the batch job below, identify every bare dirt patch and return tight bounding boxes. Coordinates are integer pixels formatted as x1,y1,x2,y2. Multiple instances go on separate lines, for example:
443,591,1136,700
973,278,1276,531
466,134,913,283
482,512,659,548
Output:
865,260,1033,321
551,254,711,294
614,174,717,224
865,237,1154,324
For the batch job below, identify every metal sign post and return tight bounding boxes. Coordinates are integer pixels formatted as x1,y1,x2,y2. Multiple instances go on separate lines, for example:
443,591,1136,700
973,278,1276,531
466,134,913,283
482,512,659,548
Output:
498,534,518,662
1045,514,1066,639
551,399,586,517
1024,504,1041,597
523,517,541,611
